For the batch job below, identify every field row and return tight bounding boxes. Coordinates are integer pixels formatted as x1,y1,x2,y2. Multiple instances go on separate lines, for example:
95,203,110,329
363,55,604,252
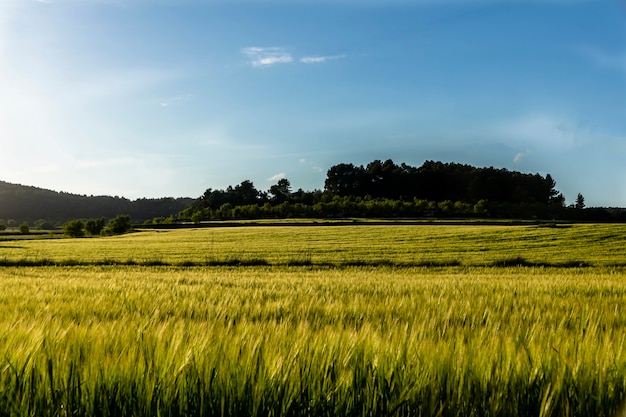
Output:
1,223,625,267
1,224,626,416
1,265,626,416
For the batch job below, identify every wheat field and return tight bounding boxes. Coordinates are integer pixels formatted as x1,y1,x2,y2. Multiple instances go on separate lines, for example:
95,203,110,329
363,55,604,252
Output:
0,224,625,416
2,223,625,267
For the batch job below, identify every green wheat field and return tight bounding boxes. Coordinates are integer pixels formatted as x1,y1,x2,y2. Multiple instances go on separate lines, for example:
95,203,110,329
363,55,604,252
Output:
1,223,626,416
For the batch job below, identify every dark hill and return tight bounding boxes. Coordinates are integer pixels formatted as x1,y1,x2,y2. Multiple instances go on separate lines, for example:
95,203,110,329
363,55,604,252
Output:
0,181,193,225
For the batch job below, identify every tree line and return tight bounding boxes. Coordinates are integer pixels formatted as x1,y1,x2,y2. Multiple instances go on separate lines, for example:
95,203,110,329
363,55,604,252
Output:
325,160,563,204
5,160,624,228
0,180,193,225
62,214,133,238
177,159,626,222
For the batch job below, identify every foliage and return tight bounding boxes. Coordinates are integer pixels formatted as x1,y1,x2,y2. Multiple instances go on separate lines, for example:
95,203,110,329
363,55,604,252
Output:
145,216,176,226
63,217,110,238
183,195,577,222
104,214,132,235
269,178,292,203
324,159,563,204
0,180,193,224
85,217,106,235
192,180,266,212
63,219,86,237
1,159,622,226
34,219,55,230
18,223,29,234
182,160,591,222
576,193,586,210
190,211,203,223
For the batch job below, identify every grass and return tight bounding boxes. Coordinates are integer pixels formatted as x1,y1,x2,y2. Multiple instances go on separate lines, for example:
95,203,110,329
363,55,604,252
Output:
0,224,625,415
0,223,625,267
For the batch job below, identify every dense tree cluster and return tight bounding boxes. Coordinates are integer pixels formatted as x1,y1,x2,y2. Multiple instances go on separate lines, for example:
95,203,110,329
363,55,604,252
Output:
63,215,132,238
180,160,584,221
324,160,564,205
4,160,625,226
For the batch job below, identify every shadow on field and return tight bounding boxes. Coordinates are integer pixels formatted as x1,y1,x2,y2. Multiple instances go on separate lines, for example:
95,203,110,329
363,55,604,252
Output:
0,256,616,269
490,256,592,268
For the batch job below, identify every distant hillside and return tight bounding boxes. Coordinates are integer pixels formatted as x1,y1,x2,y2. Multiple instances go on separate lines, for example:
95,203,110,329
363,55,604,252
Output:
0,181,194,225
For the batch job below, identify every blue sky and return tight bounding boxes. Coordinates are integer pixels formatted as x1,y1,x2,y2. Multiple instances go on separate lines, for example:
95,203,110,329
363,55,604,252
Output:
1,0,625,206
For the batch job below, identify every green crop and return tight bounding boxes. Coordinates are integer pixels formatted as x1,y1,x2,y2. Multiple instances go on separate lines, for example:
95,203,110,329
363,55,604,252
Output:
0,224,625,416
0,223,625,267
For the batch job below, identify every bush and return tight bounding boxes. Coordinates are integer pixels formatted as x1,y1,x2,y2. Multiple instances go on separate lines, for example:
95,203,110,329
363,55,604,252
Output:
63,219,85,238
105,214,132,235
18,224,29,234
35,219,55,230
191,211,203,224
85,217,106,236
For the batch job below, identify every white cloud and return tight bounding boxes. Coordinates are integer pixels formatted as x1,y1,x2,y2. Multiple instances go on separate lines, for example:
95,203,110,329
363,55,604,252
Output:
159,93,192,107
242,47,293,68
300,54,345,64
513,151,528,164
242,47,346,68
267,172,286,181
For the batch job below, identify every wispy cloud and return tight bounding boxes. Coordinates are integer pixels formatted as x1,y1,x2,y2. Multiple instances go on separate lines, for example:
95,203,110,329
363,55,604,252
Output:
300,54,345,64
242,47,346,68
513,151,529,165
267,172,286,181
242,47,293,68
160,93,192,107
